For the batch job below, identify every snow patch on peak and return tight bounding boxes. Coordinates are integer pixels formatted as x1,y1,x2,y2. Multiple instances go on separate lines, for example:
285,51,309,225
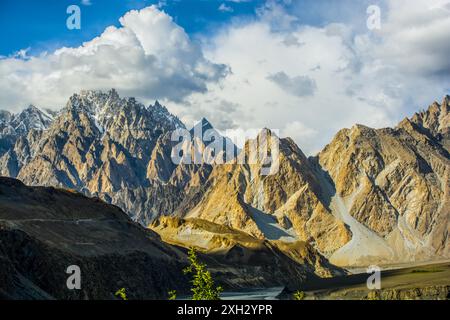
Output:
13,105,53,133
65,90,186,133
149,100,185,129
0,104,54,138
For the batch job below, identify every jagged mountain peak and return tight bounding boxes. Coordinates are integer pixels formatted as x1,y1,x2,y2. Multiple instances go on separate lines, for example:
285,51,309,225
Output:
153,100,163,108
62,90,185,134
443,94,450,106
187,117,240,162
149,100,185,129
408,94,450,143
23,104,40,112
242,128,279,153
67,89,123,114
78,88,119,100
243,128,306,158
440,94,449,115
10,89,190,201
5,104,54,135
316,97,450,265
257,127,278,139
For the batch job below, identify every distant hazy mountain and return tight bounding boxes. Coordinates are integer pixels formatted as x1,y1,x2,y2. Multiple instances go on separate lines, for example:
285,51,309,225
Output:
0,90,448,268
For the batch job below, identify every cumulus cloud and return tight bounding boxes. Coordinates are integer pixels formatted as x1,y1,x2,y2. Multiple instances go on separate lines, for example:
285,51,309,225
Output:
1,0,449,155
256,0,299,31
167,0,450,155
282,121,319,153
375,0,450,78
267,72,316,97
169,20,395,154
0,6,228,111
219,3,234,13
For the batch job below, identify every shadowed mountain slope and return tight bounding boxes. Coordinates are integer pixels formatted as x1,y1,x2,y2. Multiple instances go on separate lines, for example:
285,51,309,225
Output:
0,177,344,299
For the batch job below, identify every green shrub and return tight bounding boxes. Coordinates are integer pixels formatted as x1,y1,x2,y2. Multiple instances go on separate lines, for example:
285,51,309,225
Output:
293,290,305,300
168,290,177,300
115,288,128,300
183,247,223,300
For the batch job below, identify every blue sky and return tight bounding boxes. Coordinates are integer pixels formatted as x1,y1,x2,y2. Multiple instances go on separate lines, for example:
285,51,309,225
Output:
0,0,266,56
0,0,381,56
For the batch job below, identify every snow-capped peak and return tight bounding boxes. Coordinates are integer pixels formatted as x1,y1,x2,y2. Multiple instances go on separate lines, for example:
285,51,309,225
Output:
64,90,186,135
149,100,185,129
0,104,54,137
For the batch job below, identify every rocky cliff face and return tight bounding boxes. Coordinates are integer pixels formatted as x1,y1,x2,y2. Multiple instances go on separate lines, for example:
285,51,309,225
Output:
2,90,188,225
183,131,352,256
171,97,449,266
0,105,54,177
316,96,449,265
410,95,450,151
0,91,448,268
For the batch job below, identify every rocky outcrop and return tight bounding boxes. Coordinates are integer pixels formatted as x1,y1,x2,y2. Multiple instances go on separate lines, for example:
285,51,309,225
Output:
0,105,53,177
150,216,346,284
316,96,449,265
410,95,450,151
184,132,352,256
3,90,186,225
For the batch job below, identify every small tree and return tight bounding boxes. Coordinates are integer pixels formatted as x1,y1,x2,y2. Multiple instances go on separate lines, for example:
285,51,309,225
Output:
293,290,305,300
115,288,128,300
183,247,223,300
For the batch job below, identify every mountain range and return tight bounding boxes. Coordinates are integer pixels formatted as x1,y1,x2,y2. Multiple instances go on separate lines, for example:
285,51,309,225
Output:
0,89,448,278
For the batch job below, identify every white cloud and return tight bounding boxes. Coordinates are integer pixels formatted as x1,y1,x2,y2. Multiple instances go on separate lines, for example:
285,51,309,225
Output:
167,0,450,155
282,121,319,153
219,3,234,13
157,0,168,9
375,0,450,78
267,72,316,97
1,1,448,156
256,0,298,31
81,0,92,6
0,6,228,111
169,21,395,154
